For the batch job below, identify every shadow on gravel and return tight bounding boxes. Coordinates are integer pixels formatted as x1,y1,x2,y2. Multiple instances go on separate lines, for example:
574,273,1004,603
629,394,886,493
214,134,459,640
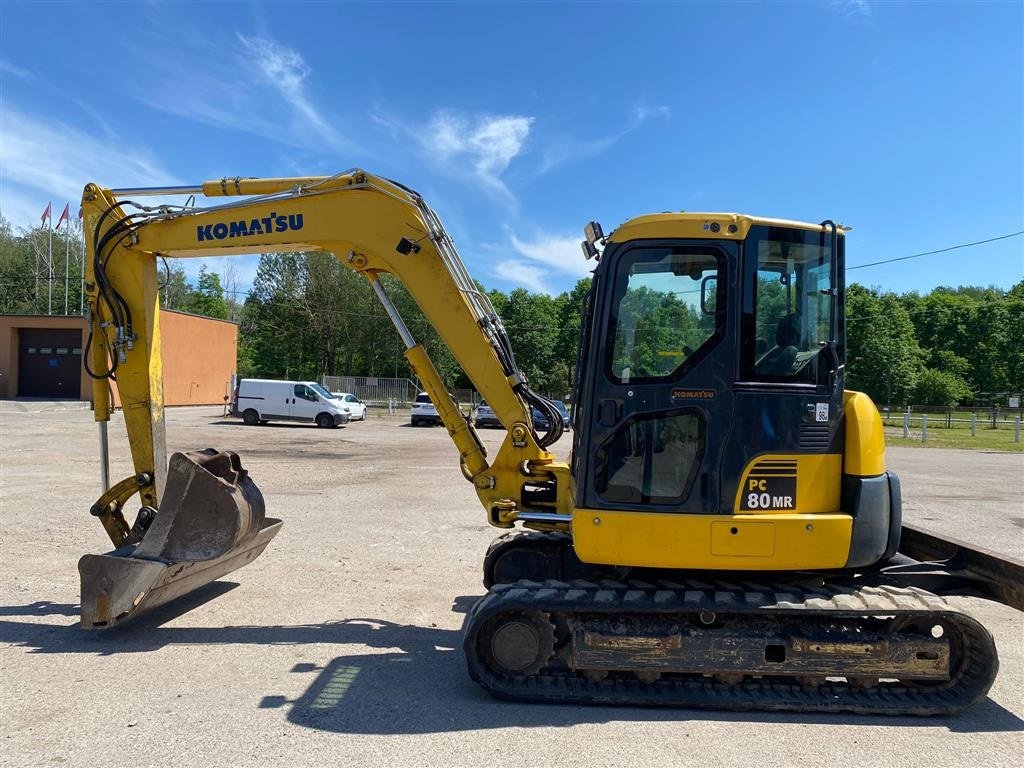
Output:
0,600,80,617
2,589,1021,735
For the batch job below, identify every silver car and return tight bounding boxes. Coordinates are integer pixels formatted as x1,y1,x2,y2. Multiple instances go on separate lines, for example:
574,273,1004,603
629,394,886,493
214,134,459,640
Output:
410,392,441,427
473,400,502,429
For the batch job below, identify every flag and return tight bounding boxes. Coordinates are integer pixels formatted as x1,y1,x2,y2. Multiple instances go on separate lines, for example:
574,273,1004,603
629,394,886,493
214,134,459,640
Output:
55,203,70,230
40,202,51,227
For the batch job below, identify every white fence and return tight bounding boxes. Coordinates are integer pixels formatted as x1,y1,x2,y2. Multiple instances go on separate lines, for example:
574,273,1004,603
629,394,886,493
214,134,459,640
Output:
883,406,1023,443
319,375,420,407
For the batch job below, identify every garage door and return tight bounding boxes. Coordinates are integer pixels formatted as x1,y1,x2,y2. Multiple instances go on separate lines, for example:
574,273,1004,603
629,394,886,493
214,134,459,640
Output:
18,329,83,398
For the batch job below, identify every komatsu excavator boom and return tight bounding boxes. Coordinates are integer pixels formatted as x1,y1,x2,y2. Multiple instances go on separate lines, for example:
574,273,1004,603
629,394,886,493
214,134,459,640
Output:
78,170,1022,716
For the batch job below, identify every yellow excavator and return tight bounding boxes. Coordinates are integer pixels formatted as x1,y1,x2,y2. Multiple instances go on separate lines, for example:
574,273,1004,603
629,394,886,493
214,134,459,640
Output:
78,170,1022,715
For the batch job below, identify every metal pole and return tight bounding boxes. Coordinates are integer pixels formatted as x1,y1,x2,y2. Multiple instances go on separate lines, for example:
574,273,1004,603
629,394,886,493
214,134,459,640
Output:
368,272,415,349
109,184,204,196
903,409,910,439
47,223,53,315
80,230,86,315
98,421,110,492
64,221,70,315
34,236,39,311
886,360,891,414
921,413,928,443
1016,416,1021,444
971,411,977,437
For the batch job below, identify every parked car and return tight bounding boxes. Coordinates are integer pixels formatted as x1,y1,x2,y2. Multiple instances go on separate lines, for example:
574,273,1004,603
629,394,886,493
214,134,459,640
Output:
331,392,367,420
473,400,502,429
233,379,351,428
553,400,571,430
411,392,441,427
531,400,571,431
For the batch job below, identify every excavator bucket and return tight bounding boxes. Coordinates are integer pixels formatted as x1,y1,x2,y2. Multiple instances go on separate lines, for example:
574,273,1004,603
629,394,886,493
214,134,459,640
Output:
79,449,282,629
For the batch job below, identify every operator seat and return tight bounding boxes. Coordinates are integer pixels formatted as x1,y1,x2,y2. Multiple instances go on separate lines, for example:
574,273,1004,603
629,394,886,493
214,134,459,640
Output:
756,313,802,375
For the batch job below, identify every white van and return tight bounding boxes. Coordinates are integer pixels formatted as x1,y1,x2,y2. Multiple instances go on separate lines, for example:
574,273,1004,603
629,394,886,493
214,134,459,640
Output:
233,379,351,428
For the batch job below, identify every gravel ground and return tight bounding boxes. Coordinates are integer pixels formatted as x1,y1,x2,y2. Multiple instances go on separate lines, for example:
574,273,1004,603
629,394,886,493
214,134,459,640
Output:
1,404,1022,768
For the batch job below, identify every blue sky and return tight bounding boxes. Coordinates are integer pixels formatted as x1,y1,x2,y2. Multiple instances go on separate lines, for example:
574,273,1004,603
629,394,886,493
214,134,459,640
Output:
1,1,1021,297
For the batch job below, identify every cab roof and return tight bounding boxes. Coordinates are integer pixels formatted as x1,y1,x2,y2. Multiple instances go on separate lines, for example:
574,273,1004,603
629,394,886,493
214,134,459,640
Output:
607,213,848,243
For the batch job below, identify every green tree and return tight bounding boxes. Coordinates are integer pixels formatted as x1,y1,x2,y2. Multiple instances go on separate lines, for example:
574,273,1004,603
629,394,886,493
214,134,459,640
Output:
244,254,309,378
498,287,560,394
183,265,229,319
1003,281,1024,393
554,278,592,394
0,216,86,315
846,284,924,406
0,216,37,313
915,368,973,406
160,263,191,311
902,286,1014,396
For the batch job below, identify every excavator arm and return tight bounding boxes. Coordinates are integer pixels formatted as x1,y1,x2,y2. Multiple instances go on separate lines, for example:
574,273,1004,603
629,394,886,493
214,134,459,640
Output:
79,170,570,626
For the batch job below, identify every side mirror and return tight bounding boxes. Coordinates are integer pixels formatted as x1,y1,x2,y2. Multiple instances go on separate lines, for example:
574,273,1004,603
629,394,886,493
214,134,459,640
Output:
700,276,717,316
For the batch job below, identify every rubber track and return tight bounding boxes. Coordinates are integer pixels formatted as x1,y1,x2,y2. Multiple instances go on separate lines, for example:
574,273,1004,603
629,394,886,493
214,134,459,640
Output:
463,578,999,716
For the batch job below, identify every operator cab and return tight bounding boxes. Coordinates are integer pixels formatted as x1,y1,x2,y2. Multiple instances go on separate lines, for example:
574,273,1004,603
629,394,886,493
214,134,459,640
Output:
571,214,844,516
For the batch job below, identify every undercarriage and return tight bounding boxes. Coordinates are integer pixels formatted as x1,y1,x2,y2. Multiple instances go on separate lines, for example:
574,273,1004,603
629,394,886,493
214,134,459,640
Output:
467,529,1020,715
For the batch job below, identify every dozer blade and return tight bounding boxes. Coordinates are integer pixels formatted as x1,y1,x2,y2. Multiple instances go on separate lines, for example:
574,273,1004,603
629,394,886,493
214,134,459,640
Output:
79,449,282,629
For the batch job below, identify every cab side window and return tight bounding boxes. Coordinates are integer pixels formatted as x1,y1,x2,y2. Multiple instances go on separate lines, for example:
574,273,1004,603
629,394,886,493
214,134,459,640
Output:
595,410,706,504
745,229,834,384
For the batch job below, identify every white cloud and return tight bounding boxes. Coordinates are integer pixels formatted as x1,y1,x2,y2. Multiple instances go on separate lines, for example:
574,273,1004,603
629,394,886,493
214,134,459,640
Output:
385,109,533,203
633,104,671,122
831,1,872,18
0,59,31,80
540,104,670,173
509,232,592,279
139,34,352,152
0,104,179,230
490,230,593,294
494,259,551,294
1,104,270,297
236,35,341,146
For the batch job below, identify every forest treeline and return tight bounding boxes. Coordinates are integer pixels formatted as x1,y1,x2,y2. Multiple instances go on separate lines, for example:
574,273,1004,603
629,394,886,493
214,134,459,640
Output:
2,218,1020,406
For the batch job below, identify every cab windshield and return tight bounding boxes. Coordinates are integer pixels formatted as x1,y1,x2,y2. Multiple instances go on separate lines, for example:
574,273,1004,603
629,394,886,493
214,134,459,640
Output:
606,245,725,384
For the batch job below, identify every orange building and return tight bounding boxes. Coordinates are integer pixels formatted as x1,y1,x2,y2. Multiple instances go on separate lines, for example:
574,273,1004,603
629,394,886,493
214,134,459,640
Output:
0,311,237,406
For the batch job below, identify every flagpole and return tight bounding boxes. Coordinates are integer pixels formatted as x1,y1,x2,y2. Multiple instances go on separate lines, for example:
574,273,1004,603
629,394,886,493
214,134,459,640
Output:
80,214,86,315
64,206,70,315
34,233,40,311
47,202,53,315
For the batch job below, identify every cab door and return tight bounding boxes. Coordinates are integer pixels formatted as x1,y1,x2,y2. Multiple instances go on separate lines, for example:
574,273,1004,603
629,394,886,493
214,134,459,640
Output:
575,239,736,513
722,224,845,515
